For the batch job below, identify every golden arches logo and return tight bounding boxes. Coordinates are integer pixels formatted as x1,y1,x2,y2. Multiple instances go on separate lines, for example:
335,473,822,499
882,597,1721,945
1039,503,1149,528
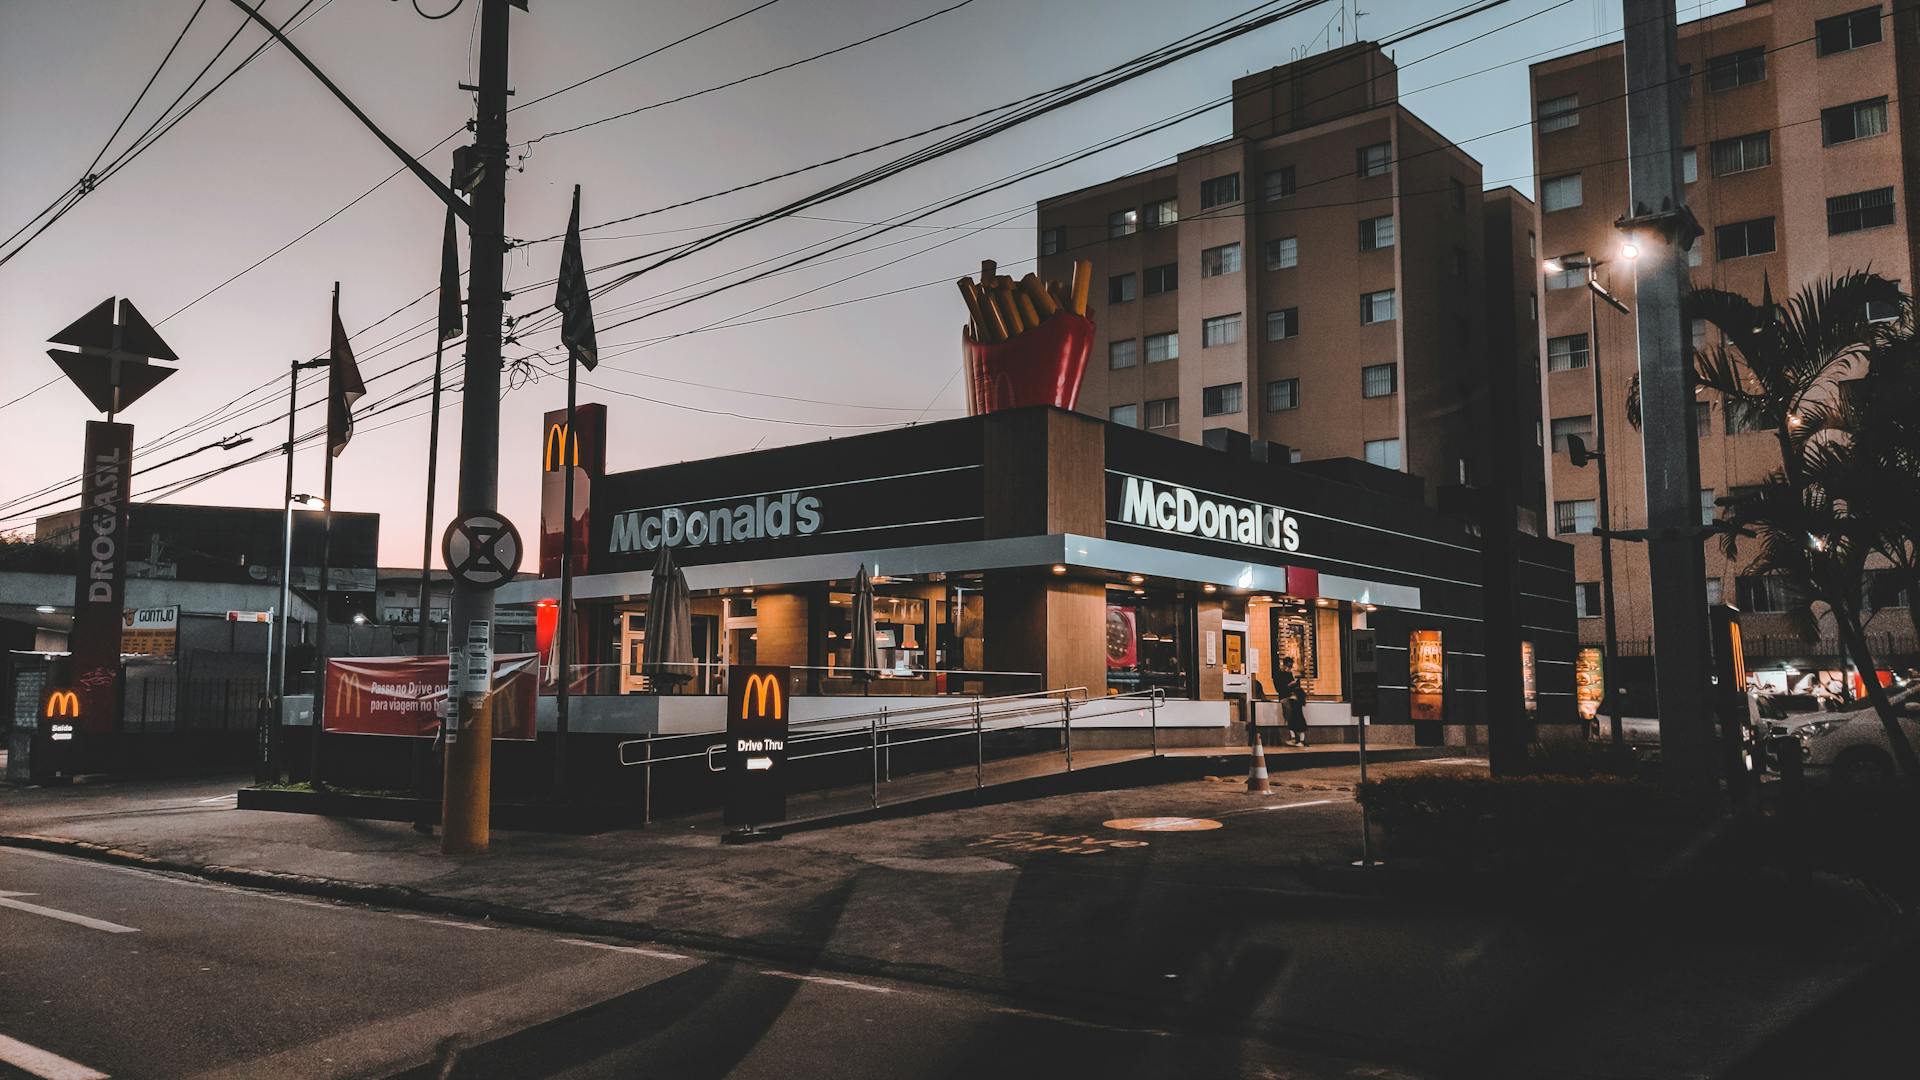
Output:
739,672,783,721
544,423,580,473
334,670,362,715
45,690,80,718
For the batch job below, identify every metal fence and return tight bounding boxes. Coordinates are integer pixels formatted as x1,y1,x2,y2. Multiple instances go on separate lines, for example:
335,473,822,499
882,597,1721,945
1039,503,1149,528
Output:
1612,630,1919,661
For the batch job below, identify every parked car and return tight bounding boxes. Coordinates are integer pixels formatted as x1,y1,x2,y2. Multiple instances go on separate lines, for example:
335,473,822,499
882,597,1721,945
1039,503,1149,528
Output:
1777,684,1920,787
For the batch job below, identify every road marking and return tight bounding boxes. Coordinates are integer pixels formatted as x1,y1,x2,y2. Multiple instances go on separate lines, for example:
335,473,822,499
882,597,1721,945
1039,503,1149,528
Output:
1103,816,1223,832
1219,798,1338,818
0,893,138,934
396,914,495,932
988,1006,1169,1037
759,970,894,994
194,794,237,804
0,1033,110,1080
557,938,688,961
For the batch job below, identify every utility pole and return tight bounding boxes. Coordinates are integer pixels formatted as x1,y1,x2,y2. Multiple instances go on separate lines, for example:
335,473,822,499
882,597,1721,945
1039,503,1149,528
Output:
1585,266,1627,749
1619,0,1716,789
442,0,517,855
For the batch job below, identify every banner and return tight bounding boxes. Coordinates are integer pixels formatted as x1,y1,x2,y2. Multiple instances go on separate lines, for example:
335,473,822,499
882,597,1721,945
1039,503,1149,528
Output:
70,421,134,734
323,653,539,739
1409,629,1445,722
1576,647,1604,721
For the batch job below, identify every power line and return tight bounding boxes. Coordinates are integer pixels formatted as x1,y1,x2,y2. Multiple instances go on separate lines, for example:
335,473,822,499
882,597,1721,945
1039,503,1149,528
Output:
509,0,791,114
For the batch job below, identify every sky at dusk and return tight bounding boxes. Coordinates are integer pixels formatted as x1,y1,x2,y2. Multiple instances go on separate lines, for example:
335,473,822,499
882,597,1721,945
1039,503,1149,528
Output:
0,0,1741,566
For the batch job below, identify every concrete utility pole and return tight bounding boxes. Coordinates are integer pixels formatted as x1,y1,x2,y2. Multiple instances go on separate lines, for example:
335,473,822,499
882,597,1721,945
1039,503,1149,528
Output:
1619,0,1717,789
441,0,516,855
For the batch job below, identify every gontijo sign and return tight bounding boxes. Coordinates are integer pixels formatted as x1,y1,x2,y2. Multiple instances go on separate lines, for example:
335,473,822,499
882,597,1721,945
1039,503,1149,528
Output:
1114,474,1303,552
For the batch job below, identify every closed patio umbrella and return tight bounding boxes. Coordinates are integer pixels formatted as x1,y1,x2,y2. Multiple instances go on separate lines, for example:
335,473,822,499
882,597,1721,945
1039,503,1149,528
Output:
639,543,694,692
850,564,878,688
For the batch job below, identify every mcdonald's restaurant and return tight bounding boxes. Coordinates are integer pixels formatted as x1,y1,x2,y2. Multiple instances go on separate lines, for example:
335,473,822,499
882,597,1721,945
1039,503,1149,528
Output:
474,402,1578,794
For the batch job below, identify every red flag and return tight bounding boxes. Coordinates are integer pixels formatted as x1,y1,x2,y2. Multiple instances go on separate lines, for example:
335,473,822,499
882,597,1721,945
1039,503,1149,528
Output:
555,185,598,370
328,287,366,457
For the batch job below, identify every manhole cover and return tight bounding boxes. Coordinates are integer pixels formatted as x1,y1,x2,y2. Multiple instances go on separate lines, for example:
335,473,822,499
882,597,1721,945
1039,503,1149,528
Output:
1103,817,1223,832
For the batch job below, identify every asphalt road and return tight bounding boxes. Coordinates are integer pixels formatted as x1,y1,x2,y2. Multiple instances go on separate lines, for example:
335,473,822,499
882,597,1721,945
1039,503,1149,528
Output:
0,846,1421,1080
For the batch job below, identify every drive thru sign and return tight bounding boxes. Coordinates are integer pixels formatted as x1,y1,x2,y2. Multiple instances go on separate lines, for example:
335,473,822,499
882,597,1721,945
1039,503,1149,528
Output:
725,666,790,827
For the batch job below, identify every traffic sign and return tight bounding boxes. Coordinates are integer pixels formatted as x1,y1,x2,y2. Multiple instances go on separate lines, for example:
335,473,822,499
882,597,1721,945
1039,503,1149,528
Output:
46,297,179,416
441,513,522,589
725,666,791,829
1349,628,1378,718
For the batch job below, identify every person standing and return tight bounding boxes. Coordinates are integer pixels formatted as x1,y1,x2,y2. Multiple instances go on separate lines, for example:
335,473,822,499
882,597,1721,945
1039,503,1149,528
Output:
1274,657,1308,747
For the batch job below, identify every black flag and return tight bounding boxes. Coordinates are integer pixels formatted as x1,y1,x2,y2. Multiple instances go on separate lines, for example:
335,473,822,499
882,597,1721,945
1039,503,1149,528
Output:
438,208,462,342
328,287,366,458
555,185,598,370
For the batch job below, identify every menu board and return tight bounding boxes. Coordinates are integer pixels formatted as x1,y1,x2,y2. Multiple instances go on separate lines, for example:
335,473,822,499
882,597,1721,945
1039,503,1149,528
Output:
1521,641,1538,714
1576,647,1605,721
1270,608,1316,680
1409,629,1444,721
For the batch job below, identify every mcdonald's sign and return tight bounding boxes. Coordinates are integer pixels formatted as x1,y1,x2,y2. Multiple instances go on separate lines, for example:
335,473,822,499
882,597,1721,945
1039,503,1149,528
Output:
543,422,581,473
540,403,606,578
44,690,81,719
725,665,790,827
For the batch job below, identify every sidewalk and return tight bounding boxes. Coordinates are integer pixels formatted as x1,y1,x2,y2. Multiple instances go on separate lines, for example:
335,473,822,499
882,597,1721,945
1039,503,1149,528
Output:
0,761,1901,1078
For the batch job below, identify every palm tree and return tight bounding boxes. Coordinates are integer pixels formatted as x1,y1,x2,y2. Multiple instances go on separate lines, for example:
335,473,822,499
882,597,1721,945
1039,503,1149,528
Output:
1684,272,1920,781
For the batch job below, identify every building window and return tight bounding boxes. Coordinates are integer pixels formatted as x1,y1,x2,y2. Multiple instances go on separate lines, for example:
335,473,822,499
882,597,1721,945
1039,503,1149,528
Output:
1866,568,1910,611
1538,93,1580,132
1145,397,1178,429
1143,198,1178,229
1264,236,1298,270
1360,289,1395,324
1705,577,1725,607
1288,448,1304,464
1263,166,1296,200
1450,177,1466,212
1040,227,1064,256
1265,307,1299,341
1200,173,1241,208
1109,273,1137,303
1200,242,1241,277
1736,574,1794,614
1145,331,1179,362
1550,414,1593,453
1823,98,1889,145
1360,214,1395,251
1364,438,1402,469
1682,147,1698,184
1706,46,1765,92
1361,363,1397,398
1688,240,1704,267
1725,398,1770,434
1109,339,1138,370
1541,173,1583,212
1709,131,1771,176
1828,187,1896,235
1555,498,1598,536
1574,582,1602,619
1109,404,1138,428
1143,262,1178,295
1864,297,1902,323
1267,378,1299,411
1815,6,1883,56
1715,217,1776,259
1700,487,1717,526
1358,141,1392,177
1678,62,1693,102
1530,291,1538,320
1690,318,1709,351
1527,231,1536,257
1108,208,1137,238
1547,333,1590,372
1202,313,1241,347
1202,383,1243,416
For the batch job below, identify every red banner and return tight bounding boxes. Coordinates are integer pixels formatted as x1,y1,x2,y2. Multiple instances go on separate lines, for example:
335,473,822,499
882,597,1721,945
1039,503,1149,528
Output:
323,654,539,739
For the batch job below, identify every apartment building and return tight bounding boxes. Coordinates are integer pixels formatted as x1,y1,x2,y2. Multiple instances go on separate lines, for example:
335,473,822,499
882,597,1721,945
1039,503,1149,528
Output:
1530,0,1918,678
1037,42,1544,523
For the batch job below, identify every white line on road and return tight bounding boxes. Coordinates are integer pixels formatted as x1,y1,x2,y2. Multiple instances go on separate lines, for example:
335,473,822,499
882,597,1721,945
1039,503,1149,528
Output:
396,914,496,932
557,938,689,960
988,1006,1169,1037
1218,798,1339,818
759,970,894,994
194,794,238,804
0,892,138,934
0,1033,110,1080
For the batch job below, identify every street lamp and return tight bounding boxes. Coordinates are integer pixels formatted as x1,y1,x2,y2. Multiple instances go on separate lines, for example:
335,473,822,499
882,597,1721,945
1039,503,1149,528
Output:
1544,255,1633,747
274,493,327,703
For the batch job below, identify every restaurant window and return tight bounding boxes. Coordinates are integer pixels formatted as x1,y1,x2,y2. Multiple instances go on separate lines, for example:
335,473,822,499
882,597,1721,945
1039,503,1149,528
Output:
1265,235,1298,269
1360,289,1395,324
1828,187,1896,235
1143,197,1178,229
1736,574,1794,614
1145,397,1178,429
1265,307,1298,341
1815,7,1882,56
1716,217,1776,259
1203,313,1241,347
1108,208,1138,238
1109,273,1137,303
1360,214,1395,251
1202,382,1243,416
822,590,933,684
1200,173,1241,208
1361,363,1397,398
1575,582,1602,618
1144,262,1178,295
1109,338,1138,370
1364,437,1401,469
1105,588,1193,697
1706,46,1765,92
1541,173,1583,212
1358,141,1391,177
1201,242,1242,277
1538,93,1579,132
1551,414,1592,453
1266,378,1299,411
1109,403,1139,428
1040,227,1064,256
1547,333,1589,371
1556,498,1597,536
1823,97,1889,145
1709,132,1771,176
1263,166,1296,200
1145,331,1179,362
1266,598,1341,701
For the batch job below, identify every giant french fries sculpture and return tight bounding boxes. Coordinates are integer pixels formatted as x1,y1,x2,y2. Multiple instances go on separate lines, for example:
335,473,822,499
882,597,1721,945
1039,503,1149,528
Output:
959,259,1095,415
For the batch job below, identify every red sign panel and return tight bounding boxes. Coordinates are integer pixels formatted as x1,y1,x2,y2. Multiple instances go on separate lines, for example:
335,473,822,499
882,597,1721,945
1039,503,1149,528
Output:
70,421,134,734
323,654,539,739
540,403,606,578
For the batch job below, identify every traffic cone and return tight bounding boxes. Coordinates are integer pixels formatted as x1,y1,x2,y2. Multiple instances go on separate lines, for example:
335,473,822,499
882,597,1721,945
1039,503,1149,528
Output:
1246,735,1272,794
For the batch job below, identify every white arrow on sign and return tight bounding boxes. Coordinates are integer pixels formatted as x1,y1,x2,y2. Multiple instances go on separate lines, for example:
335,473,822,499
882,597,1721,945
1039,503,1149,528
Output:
745,756,774,771
0,892,139,934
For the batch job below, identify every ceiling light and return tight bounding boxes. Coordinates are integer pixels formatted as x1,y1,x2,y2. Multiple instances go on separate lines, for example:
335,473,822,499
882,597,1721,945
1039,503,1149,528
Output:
35,604,56,614
1132,587,1146,595
1051,564,1067,575
1128,574,1145,584
1202,583,1217,593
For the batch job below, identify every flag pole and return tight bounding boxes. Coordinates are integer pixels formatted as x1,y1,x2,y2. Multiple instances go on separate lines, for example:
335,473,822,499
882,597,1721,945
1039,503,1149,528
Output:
312,282,340,792
415,207,459,823
554,184,581,800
